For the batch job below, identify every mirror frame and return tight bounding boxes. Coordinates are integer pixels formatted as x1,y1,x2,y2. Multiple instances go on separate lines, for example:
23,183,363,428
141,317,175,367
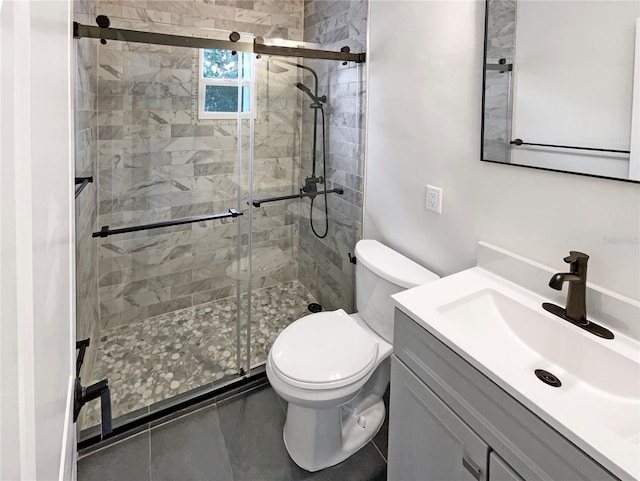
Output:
480,0,640,184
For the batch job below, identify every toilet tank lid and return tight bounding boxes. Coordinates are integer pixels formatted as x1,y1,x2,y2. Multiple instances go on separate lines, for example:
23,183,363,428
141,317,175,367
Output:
355,240,440,289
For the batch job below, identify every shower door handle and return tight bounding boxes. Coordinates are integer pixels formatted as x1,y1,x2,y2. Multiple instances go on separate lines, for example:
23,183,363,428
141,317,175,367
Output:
93,208,243,238
252,188,343,207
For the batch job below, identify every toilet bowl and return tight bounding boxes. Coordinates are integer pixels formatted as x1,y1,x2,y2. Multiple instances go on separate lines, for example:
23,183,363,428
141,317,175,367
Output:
266,239,439,472
267,310,392,471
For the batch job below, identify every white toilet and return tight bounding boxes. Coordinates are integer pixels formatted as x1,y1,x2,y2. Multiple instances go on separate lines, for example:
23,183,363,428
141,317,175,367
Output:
266,239,439,471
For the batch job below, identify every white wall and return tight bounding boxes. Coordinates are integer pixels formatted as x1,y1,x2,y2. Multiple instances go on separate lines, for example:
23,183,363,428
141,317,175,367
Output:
0,1,76,479
364,1,640,304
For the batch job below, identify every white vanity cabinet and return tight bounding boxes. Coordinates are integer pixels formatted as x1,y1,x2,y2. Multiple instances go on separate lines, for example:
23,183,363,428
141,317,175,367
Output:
388,308,620,481
388,358,488,481
490,453,525,481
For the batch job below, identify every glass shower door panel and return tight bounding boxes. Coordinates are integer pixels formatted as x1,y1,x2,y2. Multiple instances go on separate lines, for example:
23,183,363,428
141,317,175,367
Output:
78,39,248,430
247,55,311,369
247,53,364,370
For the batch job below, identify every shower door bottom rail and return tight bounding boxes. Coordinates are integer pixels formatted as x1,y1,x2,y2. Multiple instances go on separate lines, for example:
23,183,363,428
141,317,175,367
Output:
252,188,343,207
92,208,243,238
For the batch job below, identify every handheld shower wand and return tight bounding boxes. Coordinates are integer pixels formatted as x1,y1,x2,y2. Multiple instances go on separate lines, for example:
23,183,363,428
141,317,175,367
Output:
295,82,327,106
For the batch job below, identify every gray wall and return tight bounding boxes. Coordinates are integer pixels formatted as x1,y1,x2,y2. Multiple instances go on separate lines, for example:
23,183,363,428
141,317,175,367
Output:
365,1,640,308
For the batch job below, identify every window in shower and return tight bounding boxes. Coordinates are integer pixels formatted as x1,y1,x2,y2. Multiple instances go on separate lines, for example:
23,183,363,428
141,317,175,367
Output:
199,49,251,119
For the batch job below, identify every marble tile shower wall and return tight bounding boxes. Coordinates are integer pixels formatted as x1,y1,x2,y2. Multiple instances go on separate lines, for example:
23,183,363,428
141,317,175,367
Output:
95,0,304,40
94,0,305,330
75,0,100,381
299,0,367,311
250,62,303,290
484,0,516,162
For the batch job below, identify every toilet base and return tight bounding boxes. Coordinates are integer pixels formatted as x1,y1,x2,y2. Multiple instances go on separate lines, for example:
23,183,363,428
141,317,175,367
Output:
283,398,386,472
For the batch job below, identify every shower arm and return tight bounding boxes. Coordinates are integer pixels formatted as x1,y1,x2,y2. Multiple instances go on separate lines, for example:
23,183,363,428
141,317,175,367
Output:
251,188,343,208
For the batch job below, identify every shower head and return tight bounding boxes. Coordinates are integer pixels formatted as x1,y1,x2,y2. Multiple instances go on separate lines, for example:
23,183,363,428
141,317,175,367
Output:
295,82,326,105
270,60,327,104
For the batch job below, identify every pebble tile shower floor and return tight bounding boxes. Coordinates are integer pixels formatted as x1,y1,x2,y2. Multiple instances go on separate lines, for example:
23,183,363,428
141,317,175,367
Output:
81,281,316,429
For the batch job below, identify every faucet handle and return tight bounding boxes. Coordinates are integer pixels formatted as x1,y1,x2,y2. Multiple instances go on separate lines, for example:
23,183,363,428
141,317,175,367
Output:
563,251,589,265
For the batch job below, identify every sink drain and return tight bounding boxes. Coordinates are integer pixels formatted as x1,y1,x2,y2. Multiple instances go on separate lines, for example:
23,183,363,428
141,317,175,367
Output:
535,369,562,387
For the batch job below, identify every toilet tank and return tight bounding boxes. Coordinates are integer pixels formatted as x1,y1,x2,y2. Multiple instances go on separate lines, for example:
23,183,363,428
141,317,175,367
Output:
355,240,439,343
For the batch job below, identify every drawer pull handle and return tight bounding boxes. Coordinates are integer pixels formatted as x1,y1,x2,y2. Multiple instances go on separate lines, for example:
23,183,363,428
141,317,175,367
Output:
463,456,482,481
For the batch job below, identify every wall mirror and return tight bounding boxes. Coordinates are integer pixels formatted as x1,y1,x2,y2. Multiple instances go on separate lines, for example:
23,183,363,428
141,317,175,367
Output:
482,0,640,183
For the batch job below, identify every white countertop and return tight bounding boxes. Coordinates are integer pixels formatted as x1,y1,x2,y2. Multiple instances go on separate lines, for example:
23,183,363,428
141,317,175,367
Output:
393,267,640,481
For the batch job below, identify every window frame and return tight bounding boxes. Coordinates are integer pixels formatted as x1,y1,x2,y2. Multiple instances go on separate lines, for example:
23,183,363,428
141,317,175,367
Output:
198,49,252,120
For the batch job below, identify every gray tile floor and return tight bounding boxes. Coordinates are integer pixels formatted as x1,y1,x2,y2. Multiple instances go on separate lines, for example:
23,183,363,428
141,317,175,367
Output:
78,384,388,481
82,281,316,429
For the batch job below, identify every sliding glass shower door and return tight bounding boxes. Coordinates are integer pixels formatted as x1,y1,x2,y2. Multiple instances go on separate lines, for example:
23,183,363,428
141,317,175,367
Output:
245,51,364,369
75,28,365,433
77,36,252,430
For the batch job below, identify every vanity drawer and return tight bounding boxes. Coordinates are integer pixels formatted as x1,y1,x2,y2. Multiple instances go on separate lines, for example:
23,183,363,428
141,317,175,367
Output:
393,308,619,481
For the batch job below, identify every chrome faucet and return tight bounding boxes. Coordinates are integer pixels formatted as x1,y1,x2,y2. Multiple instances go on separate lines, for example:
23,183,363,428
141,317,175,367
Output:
542,251,614,339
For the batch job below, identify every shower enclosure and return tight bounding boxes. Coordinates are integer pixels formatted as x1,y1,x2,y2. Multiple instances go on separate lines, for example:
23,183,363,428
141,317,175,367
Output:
73,22,365,437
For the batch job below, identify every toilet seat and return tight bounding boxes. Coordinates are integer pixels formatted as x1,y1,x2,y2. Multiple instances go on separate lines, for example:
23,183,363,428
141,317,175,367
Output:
270,309,379,390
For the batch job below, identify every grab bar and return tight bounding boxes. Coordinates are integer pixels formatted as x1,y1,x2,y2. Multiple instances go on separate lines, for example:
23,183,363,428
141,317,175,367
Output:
510,138,630,155
93,208,243,238
252,188,344,207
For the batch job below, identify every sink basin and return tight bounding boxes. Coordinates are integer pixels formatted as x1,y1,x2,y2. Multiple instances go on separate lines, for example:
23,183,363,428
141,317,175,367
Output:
437,288,639,402
393,267,640,480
